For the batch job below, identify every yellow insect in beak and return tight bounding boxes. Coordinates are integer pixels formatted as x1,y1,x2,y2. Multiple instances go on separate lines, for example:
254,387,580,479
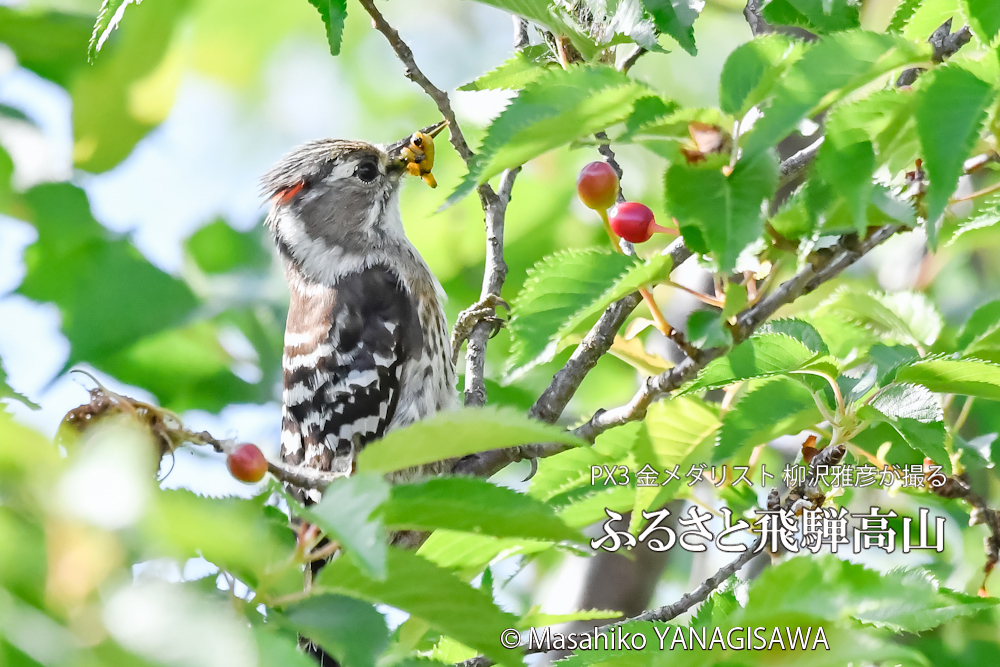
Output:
396,120,447,188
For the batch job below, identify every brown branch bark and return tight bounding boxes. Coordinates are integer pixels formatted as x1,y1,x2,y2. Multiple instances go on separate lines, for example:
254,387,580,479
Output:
464,168,520,406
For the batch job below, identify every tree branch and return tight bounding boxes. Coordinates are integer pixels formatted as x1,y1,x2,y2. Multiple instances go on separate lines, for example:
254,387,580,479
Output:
531,237,693,424
357,0,477,167
898,19,972,87
457,534,765,667
573,224,901,444
464,168,520,406
779,137,823,187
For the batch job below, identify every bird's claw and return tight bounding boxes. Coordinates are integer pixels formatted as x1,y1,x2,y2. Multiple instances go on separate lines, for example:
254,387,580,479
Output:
451,293,509,362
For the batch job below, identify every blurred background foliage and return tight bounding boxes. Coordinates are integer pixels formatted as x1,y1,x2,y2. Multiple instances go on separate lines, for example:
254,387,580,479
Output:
2,0,1000,665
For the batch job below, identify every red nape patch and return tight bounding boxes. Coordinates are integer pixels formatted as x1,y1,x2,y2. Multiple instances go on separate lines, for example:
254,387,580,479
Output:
274,181,305,205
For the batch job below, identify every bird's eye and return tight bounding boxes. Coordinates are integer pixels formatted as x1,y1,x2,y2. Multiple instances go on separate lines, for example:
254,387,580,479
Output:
355,161,379,183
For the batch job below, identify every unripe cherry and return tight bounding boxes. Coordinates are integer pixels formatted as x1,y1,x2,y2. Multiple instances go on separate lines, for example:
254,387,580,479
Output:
227,443,268,483
609,202,660,243
577,161,619,211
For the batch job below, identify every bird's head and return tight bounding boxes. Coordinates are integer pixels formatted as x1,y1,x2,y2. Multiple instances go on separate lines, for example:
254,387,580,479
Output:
262,121,447,272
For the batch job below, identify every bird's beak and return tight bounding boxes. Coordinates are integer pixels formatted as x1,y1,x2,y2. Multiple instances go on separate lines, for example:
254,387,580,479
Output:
386,120,448,188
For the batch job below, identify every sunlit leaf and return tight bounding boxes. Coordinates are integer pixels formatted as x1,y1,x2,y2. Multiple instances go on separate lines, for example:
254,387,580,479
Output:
715,376,821,463
458,45,551,91
316,548,521,665
381,476,584,542
506,248,635,379
306,0,348,56
446,67,649,205
916,65,994,247
859,383,949,472
895,357,1000,401
356,407,584,474
667,151,778,273
278,595,388,667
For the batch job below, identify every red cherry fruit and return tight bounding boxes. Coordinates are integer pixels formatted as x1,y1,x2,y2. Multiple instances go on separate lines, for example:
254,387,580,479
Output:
609,202,659,243
577,161,619,211
227,443,268,483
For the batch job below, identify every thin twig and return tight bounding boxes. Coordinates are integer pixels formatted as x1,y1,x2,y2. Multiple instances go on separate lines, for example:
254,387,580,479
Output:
464,168,520,406
457,535,765,667
897,20,972,86
358,0,477,167
186,429,342,490
619,46,647,73
571,224,900,445
460,19,531,406
779,137,824,187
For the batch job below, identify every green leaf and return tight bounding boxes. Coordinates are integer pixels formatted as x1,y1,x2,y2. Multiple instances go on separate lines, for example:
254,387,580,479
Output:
644,395,720,468
742,31,929,159
417,530,550,571
556,252,674,342
470,0,598,59
557,485,636,528
715,376,822,463
529,423,639,502
627,396,720,531
18,183,198,373
964,0,1000,44
355,407,585,474
185,220,271,274
506,249,635,378
278,595,388,667
445,66,650,205
814,118,876,233
88,0,132,60
100,321,265,413
74,0,190,171
458,45,551,91
641,0,700,55
957,301,1000,362
297,473,389,579
682,333,820,394
666,150,779,272
306,0,348,56
888,0,922,32
895,357,1000,401
757,318,829,354
958,300,1000,349
144,491,296,594
748,556,997,632
869,344,920,384
817,287,943,348
0,8,91,88
316,548,521,666
519,608,620,629
529,447,616,502
761,0,861,34
687,310,732,349
380,477,584,542
0,359,38,410
719,34,803,117
859,383,949,471
916,66,994,247
255,627,320,667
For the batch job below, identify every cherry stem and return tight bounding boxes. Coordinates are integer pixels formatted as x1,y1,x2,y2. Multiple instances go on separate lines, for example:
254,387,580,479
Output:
638,287,673,337
598,208,624,254
650,222,679,236
665,280,725,308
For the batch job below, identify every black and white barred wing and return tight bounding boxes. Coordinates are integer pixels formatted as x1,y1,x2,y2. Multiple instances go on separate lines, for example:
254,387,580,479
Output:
280,267,422,475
